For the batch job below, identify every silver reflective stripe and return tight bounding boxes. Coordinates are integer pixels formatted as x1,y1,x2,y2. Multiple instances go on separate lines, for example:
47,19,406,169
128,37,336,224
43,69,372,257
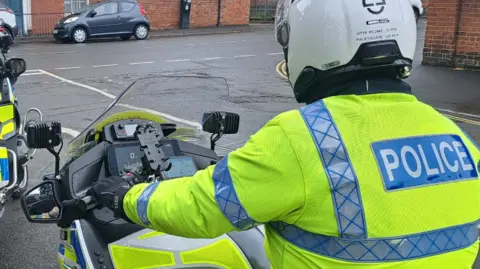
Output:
299,100,366,239
212,156,260,230
136,181,161,226
269,221,479,261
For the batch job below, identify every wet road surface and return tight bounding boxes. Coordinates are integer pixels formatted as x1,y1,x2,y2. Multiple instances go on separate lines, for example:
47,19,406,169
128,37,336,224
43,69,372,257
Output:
0,19,479,268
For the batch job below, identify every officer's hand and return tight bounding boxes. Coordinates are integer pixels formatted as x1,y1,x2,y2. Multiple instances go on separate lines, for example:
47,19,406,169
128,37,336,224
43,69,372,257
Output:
91,176,131,220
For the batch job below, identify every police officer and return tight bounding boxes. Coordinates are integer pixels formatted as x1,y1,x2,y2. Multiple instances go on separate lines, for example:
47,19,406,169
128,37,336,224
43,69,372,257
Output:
92,0,480,268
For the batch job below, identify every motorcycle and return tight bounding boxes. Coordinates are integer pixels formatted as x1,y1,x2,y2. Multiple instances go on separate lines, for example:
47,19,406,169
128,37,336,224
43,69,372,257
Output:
20,75,270,269
0,18,41,218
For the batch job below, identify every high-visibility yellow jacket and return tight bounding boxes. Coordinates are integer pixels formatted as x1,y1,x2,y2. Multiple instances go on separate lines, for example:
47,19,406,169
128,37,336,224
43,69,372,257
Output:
124,88,480,268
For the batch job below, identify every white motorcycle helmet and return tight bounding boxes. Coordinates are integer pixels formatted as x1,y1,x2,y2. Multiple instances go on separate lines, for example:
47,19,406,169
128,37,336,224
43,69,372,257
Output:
275,0,417,103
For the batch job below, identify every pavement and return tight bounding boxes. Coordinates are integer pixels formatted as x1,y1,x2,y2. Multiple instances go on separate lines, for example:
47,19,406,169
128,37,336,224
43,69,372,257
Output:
0,19,479,268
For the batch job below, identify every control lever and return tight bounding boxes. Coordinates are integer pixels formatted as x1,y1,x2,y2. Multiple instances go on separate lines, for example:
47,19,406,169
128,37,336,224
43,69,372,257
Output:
135,124,171,179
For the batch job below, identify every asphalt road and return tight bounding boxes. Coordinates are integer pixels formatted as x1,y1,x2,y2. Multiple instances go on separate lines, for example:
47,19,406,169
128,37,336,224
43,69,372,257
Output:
0,19,479,268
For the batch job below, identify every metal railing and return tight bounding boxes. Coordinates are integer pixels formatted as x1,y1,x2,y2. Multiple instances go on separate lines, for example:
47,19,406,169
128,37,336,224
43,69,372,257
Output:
250,0,276,23
14,13,68,38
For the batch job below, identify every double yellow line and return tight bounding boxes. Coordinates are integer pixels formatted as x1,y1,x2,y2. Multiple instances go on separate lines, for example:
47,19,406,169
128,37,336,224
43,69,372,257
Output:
276,60,288,79
274,60,480,126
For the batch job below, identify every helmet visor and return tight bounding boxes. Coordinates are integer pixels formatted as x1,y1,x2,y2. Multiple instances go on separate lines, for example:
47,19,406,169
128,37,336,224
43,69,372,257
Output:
274,0,291,48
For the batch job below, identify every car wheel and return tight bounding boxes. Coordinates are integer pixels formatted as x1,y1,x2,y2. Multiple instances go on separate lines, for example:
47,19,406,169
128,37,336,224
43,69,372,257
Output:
72,27,87,43
120,35,132,40
134,24,149,40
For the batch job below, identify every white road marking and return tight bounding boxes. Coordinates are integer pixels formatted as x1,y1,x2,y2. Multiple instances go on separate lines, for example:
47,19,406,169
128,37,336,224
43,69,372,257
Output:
93,64,118,68
213,40,246,44
29,52,284,71
40,51,78,55
55,66,81,70
37,69,200,128
234,55,255,58
165,59,190,62
22,72,43,76
143,40,245,49
201,57,222,60
62,127,80,137
14,51,78,56
39,70,116,99
129,61,154,65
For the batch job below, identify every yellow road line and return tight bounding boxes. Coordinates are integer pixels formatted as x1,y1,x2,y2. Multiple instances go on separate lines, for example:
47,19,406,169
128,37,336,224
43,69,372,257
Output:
274,60,480,127
276,61,288,79
443,114,480,126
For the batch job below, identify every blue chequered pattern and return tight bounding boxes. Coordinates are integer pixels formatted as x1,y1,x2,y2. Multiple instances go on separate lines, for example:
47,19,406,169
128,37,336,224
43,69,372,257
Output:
213,156,259,230
136,181,160,226
269,220,479,261
69,222,86,269
0,158,9,182
299,100,366,239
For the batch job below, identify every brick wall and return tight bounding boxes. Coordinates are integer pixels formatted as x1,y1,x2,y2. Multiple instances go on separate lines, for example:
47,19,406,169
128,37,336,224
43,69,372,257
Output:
191,0,218,27
221,0,250,25
138,0,180,29
31,0,63,34
422,0,480,70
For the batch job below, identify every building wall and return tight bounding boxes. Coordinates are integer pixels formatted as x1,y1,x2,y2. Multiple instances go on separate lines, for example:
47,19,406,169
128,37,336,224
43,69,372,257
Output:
423,0,480,70
31,0,63,34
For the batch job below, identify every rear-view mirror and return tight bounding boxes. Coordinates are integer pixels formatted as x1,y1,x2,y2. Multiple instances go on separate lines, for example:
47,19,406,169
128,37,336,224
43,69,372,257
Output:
7,58,26,77
20,181,62,223
89,10,97,17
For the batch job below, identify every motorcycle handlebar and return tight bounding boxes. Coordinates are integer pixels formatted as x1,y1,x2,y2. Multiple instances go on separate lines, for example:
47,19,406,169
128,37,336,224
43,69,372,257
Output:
79,196,97,211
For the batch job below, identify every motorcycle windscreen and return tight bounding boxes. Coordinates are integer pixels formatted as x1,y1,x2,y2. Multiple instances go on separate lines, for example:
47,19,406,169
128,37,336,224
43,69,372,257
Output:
66,75,240,157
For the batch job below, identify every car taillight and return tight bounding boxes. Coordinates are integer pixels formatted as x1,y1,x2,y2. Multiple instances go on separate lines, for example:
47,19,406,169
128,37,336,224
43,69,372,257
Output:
138,3,146,15
6,9,13,14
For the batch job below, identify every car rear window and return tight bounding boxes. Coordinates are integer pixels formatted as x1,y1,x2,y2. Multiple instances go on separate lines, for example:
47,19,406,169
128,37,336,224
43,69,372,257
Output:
120,2,135,12
0,3,9,9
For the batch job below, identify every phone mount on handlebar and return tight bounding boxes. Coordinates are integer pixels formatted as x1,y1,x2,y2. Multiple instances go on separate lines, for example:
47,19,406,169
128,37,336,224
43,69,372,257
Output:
201,111,240,150
26,121,63,177
135,123,171,179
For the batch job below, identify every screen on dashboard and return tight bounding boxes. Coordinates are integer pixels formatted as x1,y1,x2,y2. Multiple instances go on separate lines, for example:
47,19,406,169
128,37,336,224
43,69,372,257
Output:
114,145,144,173
124,124,138,137
112,145,197,179
163,157,198,179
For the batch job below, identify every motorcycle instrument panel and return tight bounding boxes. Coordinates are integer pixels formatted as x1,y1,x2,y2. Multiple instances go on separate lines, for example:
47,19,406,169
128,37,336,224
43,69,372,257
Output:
107,143,198,179
107,142,143,176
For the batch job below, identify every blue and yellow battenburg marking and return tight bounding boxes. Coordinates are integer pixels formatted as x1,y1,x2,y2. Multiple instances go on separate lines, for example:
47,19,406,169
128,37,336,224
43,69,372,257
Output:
0,143,9,185
372,134,478,191
58,221,87,269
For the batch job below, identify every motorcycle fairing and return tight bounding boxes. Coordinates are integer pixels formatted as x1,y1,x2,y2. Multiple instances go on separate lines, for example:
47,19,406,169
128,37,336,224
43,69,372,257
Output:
0,104,15,140
0,78,17,140
56,219,272,269
58,221,88,269
108,230,251,269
